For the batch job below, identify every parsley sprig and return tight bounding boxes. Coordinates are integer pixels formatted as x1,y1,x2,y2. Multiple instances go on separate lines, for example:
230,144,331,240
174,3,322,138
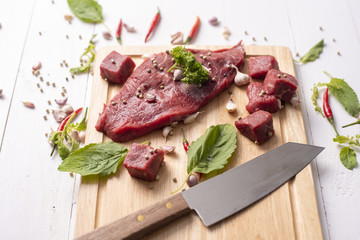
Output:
168,46,209,84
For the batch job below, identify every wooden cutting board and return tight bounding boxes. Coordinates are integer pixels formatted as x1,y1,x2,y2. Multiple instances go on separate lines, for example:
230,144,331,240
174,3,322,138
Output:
74,45,322,239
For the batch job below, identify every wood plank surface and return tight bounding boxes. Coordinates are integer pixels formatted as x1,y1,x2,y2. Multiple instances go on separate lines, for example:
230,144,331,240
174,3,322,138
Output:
75,45,322,239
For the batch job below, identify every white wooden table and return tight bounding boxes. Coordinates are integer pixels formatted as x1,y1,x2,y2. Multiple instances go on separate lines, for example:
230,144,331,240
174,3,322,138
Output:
1,0,359,239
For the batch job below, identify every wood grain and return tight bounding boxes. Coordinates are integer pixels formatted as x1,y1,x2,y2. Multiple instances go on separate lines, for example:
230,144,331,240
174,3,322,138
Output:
74,45,322,239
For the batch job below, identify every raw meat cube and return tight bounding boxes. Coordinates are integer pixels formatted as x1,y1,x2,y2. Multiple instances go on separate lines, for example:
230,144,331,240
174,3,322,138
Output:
263,69,298,101
246,82,279,113
235,110,275,144
100,51,136,84
123,143,164,181
248,56,279,79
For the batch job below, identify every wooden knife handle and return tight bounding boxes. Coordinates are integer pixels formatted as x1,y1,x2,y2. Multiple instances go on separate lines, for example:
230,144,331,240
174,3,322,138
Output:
76,193,191,240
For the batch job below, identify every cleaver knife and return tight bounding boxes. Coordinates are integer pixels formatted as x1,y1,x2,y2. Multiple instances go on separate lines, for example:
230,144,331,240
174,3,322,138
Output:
76,142,324,240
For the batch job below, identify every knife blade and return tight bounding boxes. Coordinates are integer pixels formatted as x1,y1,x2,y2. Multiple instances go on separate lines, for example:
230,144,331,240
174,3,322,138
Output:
76,142,324,240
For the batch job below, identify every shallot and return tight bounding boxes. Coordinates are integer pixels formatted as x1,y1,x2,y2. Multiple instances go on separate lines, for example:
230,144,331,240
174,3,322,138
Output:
55,97,68,106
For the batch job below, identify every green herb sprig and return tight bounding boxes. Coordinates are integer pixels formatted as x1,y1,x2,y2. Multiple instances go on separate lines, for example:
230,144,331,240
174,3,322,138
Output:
173,124,237,193
49,108,88,160
312,72,360,170
168,46,209,85
70,34,96,74
299,39,324,63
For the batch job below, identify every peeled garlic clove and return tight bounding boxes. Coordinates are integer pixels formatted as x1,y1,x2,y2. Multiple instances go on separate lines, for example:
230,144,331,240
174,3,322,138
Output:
277,99,283,109
52,109,67,122
234,71,250,86
290,93,301,106
162,126,174,138
173,69,184,81
61,104,74,115
183,112,200,124
144,93,156,102
160,145,175,153
226,98,237,112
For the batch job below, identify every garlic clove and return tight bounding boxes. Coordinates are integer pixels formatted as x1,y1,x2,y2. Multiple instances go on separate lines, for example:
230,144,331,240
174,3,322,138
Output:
32,61,42,71
123,23,136,33
173,69,184,81
52,109,67,123
222,27,231,40
162,126,174,138
234,71,250,86
23,101,35,109
61,104,74,115
170,32,184,45
208,16,220,26
183,112,200,124
102,31,113,40
226,98,237,112
160,145,175,153
290,93,301,106
144,93,156,102
79,131,86,143
55,97,68,106
69,130,80,142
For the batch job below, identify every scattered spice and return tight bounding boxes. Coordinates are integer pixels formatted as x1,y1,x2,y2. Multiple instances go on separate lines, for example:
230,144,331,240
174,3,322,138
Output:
319,26,323,31
147,69,151,73
222,27,231,40
39,32,42,36
208,16,219,26
64,15,73,24
46,109,50,114
40,76,43,81
79,35,82,39
184,16,200,44
172,177,177,183
170,32,183,45
123,23,135,33
36,83,40,88
332,38,336,43
337,51,341,56
23,102,35,109
252,37,256,41
66,35,69,39
144,7,161,43
46,81,50,86
61,92,65,97
40,88,44,93
296,52,300,57
43,115,47,120
244,30,248,35
102,31,112,40
264,37,268,41
52,82,56,87
47,100,51,105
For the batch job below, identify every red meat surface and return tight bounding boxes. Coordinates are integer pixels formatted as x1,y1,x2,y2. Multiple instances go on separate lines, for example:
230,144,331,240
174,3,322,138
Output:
100,51,136,84
123,143,164,181
96,42,245,142
235,110,274,144
263,69,298,101
246,82,279,113
248,56,279,79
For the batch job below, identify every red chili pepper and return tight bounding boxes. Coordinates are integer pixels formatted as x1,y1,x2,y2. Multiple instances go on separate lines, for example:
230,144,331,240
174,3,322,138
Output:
57,107,83,131
184,16,200,44
323,88,339,135
181,128,189,152
116,18,122,45
144,8,160,43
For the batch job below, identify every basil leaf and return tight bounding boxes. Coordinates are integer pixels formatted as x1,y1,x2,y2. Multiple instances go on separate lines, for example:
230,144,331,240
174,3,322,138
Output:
339,147,357,170
187,124,237,174
58,140,71,160
299,39,324,63
58,142,128,176
327,77,360,117
67,0,103,23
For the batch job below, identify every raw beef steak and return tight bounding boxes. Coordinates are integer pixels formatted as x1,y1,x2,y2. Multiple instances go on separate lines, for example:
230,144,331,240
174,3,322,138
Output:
100,51,136,84
263,69,298,101
235,110,274,144
96,42,245,142
246,82,279,113
123,143,164,181
248,56,279,79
